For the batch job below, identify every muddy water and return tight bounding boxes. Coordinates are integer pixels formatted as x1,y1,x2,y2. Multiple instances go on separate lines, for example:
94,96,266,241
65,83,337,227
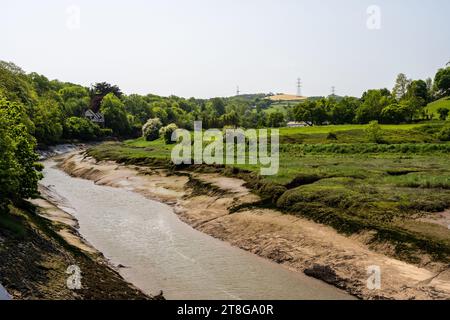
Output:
0,284,10,300
41,160,353,300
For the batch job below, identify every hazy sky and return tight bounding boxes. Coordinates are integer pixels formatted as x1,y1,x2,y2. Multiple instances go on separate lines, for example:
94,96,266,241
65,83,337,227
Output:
1,0,449,98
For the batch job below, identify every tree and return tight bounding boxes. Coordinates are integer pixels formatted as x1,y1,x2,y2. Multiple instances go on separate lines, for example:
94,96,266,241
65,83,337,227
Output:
267,111,285,128
100,93,130,136
0,96,42,210
437,107,449,120
434,67,450,97
356,89,393,123
406,80,428,102
210,98,226,116
32,97,63,144
90,82,123,112
330,97,359,124
63,117,102,141
159,123,178,144
380,104,408,124
142,118,162,141
392,73,411,101
123,94,151,124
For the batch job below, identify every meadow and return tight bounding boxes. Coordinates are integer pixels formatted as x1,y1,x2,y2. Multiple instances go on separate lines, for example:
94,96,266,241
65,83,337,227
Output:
88,122,450,263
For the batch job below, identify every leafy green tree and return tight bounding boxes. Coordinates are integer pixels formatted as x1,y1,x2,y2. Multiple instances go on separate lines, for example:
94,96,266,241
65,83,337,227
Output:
0,61,35,106
210,98,226,116
123,94,152,124
267,111,285,128
32,98,63,144
100,93,130,136
63,117,102,141
0,97,42,210
330,97,359,124
142,118,162,141
392,73,411,101
90,82,123,112
406,80,428,102
434,67,450,97
356,89,393,123
380,104,408,124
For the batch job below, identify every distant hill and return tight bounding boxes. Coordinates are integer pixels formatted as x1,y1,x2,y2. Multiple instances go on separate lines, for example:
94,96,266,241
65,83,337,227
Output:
267,94,307,102
425,97,450,119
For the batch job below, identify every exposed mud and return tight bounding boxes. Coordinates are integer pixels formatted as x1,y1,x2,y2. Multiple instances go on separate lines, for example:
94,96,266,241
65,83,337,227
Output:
57,151,450,300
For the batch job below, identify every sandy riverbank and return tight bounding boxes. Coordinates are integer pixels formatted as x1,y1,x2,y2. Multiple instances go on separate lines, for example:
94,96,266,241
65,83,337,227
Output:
56,151,450,300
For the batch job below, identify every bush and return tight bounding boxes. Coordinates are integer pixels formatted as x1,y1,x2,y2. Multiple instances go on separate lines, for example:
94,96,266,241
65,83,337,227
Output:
63,117,101,141
365,121,384,143
159,123,178,144
142,118,162,141
326,132,338,140
438,123,450,141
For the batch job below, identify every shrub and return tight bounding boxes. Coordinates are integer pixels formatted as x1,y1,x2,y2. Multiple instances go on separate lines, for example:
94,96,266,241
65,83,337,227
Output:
438,123,450,141
159,123,178,144
365,121,385,143
142,118,162,141
437,107,449,120
326,132,338,140
63,116,101,141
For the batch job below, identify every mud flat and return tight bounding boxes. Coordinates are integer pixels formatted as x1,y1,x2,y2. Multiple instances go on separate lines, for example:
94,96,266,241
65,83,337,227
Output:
57,151,450,300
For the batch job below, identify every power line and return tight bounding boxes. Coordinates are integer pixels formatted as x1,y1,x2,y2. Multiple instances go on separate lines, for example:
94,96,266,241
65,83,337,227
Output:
236,85,240,96
331,86,336,96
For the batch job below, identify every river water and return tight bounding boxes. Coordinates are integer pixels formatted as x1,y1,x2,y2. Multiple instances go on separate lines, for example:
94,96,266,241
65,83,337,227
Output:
41,159,353,300
0,284,10,300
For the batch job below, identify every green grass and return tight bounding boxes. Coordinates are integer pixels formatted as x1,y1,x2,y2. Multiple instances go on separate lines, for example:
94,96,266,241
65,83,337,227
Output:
425,97,450,119
87,124,450,263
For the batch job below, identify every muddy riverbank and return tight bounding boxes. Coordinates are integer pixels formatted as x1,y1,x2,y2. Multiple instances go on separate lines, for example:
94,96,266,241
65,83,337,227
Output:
0,200,155,300
56,151,450,300
41,157,352,299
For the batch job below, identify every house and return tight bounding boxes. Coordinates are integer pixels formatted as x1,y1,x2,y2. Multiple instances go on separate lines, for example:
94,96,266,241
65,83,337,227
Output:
286,121,308,128
84,109,105,124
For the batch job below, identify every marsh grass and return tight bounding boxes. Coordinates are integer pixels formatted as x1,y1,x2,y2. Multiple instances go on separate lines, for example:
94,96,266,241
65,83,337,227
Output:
87,124,450,262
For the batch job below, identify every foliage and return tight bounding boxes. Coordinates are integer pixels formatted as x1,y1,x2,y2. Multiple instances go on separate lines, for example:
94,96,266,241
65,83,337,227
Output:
365,120,384,143
63,117,102,141
100,93,131,136
142,118,162,141
32,97,63,145
434,67,450,97
438,123,450,141
0,97,42,210
159,123,178,144
437,107,449,120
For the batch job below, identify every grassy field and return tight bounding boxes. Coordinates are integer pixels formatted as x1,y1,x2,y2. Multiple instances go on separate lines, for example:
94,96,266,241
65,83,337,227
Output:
88,122,450,263
425,97,450,119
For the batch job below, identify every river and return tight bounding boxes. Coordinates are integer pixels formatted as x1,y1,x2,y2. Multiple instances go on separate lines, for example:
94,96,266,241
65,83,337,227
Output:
0,284,10,300
40,159,353,300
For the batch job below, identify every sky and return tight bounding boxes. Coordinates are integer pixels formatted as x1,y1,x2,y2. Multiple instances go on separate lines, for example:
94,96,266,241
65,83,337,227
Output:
1,0,449,98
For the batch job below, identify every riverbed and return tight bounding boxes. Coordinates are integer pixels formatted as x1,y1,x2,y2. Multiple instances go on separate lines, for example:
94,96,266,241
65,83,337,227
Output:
40,159,353,300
